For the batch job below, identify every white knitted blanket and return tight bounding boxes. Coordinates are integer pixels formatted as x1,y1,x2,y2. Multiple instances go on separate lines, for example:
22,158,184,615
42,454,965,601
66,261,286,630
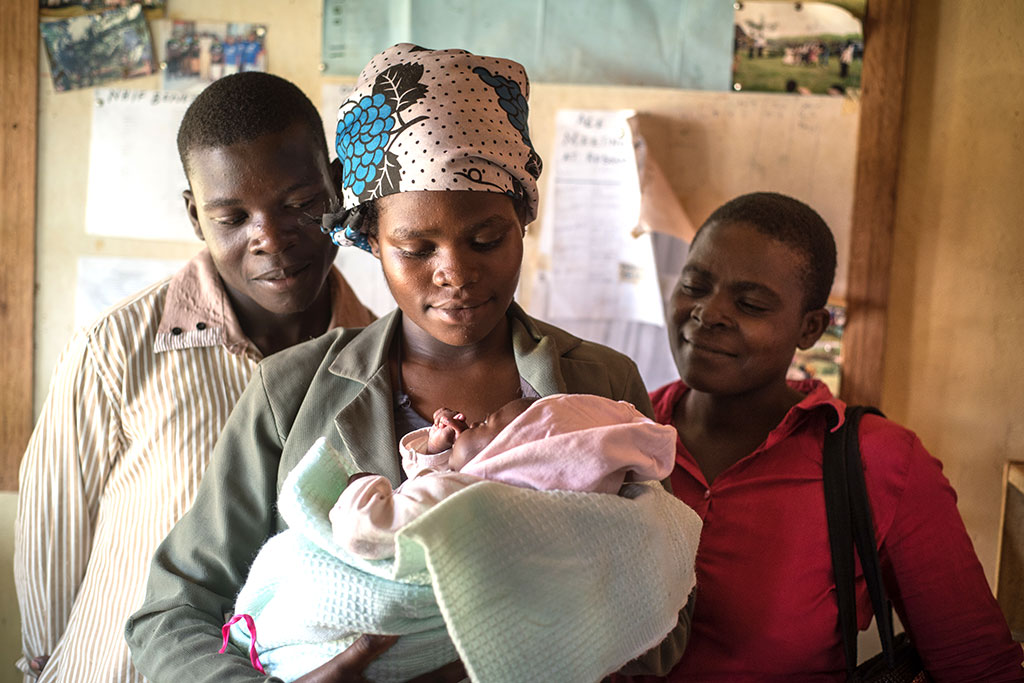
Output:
231,437,701,682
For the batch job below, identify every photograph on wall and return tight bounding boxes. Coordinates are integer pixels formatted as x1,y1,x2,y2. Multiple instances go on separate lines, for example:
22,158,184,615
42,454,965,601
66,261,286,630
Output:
732,1,862,96
40,0,165,9
39,4,155,92
155,20,267,94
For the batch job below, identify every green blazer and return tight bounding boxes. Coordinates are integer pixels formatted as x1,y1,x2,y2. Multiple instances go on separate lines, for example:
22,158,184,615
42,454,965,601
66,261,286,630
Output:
127,304,681,681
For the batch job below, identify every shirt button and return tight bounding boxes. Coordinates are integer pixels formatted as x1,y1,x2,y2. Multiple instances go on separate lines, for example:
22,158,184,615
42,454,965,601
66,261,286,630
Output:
171,327,182,335
196,322,207,330
704,489,711,500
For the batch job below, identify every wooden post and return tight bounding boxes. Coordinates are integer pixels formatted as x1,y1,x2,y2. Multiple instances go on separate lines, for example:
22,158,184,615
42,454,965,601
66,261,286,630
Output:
0,0,39,490
841,0,913,406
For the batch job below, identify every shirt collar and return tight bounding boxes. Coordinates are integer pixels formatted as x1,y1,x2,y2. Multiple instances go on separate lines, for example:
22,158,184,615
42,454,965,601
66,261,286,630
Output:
659,378,847,488
659,378,847,452
155,249,362,361
325,302,576,394
735,378,845,456
766,378,847,445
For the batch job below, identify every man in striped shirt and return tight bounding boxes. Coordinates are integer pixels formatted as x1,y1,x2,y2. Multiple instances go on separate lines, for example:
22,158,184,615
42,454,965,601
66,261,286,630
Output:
14,73,376,682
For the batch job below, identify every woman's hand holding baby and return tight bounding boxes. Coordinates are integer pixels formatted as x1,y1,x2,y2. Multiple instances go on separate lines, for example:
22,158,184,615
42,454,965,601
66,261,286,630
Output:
292,634,465,682
425,408,468,454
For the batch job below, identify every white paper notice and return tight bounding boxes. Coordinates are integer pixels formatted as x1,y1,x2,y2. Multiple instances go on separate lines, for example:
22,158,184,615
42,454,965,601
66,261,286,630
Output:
85,89,197,242
534,109,663,326
75,255,188,327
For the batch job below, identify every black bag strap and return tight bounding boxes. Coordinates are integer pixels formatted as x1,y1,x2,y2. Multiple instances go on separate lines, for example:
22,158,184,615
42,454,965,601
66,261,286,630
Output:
823,404,891,680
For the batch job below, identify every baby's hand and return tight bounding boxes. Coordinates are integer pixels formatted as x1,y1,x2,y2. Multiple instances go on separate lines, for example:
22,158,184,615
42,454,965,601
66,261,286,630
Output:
425,408,469,453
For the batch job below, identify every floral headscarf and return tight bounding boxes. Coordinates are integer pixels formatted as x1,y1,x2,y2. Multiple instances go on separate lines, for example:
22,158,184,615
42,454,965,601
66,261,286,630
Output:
322,44,543,252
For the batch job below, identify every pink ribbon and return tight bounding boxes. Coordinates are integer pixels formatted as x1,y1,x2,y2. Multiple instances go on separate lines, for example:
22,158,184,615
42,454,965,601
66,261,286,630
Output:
219,613,266,674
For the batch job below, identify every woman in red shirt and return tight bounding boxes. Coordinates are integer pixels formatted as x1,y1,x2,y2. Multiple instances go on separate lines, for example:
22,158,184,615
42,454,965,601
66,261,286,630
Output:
642,192,1023,681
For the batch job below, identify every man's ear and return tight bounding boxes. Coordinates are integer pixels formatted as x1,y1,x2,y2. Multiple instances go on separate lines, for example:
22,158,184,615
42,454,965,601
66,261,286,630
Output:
183,189,204,241
797,307,831,350
367,233,381,259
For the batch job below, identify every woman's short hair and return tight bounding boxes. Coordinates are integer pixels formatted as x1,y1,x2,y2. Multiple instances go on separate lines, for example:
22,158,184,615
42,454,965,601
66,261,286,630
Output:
696,192,837,311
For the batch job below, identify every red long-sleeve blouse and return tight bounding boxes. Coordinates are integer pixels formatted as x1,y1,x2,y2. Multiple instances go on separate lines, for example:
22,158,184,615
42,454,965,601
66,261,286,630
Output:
641,379,1023,682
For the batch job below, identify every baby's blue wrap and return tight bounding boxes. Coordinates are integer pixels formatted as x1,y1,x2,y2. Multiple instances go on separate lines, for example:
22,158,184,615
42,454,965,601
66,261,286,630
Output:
231,437,702,683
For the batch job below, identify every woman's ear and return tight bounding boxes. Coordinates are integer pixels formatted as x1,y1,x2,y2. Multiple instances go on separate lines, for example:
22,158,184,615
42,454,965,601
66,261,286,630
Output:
796,307,831,350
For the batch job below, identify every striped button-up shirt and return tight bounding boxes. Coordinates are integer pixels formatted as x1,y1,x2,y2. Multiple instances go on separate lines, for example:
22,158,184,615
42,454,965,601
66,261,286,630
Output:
14,250,374,682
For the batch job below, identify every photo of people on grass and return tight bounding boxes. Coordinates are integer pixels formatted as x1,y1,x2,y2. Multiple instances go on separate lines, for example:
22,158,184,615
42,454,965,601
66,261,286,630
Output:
732,1,862,96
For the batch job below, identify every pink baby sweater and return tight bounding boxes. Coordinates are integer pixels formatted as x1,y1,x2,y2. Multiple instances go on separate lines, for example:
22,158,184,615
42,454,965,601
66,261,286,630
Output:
329,394,676,559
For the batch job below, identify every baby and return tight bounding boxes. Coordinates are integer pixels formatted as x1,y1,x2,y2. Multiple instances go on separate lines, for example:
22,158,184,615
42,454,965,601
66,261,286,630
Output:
330,393,676,560
223,393,695,682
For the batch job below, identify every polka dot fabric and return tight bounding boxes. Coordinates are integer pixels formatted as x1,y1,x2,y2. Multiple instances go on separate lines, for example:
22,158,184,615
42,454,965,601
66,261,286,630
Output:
330,44,543,249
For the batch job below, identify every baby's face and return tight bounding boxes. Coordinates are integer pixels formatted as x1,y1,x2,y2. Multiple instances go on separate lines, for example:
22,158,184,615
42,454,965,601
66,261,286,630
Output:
450,397,536,469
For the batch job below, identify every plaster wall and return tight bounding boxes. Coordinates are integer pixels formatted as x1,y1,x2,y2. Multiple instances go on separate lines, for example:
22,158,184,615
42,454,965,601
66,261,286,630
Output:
882,0,1024,583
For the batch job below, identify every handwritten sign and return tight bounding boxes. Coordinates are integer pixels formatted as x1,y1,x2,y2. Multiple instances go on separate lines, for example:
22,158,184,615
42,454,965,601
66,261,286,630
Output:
527,109,682,390
85,88,197,242
533,109,663,326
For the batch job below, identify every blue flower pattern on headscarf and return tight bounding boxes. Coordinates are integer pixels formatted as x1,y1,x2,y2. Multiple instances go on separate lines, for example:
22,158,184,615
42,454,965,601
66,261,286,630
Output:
337,93,396,197
473,66,543,180
328,61,429,251
336,63,428,203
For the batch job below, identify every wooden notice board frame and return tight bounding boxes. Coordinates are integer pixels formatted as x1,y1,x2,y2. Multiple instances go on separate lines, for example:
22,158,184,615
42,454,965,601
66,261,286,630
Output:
1,0,39,491
0,0,910,489
841,0,913,407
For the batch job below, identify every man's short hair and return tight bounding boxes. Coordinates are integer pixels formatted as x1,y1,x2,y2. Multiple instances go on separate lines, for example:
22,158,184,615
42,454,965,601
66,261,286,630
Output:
177,72,328,179
696,192,837,311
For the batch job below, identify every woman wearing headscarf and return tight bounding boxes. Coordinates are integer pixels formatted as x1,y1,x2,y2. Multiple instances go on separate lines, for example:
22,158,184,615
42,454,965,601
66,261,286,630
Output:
126,44,694,682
